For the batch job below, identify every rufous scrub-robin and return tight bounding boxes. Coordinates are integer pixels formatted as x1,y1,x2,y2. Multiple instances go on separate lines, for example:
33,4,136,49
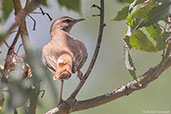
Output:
41,16,87,102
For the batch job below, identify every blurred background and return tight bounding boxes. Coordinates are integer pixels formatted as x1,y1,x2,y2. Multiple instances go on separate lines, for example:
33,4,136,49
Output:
1,0,171,114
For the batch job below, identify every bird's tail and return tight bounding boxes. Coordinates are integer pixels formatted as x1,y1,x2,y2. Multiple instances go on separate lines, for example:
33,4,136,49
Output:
53,64,72,80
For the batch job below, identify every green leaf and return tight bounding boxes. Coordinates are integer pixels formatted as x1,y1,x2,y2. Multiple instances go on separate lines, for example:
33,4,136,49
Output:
146,24,163,50
127,5,153,19
123,38,137,80
146,24,162,42
130,30,156,52
57,0,81,13
139,1,171,27
1,0,13,23
111,6,129,21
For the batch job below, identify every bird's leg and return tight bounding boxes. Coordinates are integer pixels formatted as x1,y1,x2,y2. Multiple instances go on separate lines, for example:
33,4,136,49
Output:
59,80,64,103
77,70,84,80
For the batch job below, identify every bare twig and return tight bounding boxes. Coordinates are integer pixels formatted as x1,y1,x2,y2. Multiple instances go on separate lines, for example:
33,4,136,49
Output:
39,89,46,98
91,4,101,10
69,0,105,99
39,7,53,21
16,44,23,54
28,14,36,30
3,39,20,57
3,40,10,48
31,7,53,21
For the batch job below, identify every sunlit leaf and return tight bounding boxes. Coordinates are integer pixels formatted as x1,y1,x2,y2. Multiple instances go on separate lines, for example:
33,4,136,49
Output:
57,0,81,13
130,30,156,52
146,24,162,42
146,24,164,50
111,6,129,21
139,1,171,27
127,5,153,19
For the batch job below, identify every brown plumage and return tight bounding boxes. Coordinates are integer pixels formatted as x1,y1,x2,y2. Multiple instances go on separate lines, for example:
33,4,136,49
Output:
41,16,87,101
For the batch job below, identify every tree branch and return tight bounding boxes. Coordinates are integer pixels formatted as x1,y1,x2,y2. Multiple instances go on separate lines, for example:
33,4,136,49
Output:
69,0,105,99
72,53,171,112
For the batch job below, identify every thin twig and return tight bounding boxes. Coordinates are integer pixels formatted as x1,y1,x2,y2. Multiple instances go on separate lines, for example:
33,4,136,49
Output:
3,39,20,57
30,7,52,21
39,7,52,21
28,14,36,30
69,0,105,99
39,90,45,98
16,44,23,54
3,40,10,48
91,4,101,10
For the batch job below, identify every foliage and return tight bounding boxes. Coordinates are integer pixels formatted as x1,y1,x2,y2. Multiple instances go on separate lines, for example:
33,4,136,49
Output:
112,0,170,80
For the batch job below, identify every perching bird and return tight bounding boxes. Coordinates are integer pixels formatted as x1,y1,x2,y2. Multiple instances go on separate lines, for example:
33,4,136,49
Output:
41,16,88,102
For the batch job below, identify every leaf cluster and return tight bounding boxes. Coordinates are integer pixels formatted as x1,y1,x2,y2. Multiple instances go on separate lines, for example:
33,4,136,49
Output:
112,0,170,80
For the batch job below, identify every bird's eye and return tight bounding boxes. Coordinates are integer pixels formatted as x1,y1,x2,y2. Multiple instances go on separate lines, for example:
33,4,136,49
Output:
63,19,72,23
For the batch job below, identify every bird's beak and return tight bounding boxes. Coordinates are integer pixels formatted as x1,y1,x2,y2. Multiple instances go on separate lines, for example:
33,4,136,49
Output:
74,18,85,23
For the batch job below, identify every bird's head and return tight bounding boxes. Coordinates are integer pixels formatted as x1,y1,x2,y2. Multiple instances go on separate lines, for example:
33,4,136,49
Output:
50,16,85,33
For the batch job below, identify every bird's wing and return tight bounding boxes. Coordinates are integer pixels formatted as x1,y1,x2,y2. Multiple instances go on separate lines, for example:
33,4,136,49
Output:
42,55,58,74
72,40,88,73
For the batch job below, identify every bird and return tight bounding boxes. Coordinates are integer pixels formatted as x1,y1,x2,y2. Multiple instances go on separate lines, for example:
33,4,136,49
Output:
41,16,88,102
